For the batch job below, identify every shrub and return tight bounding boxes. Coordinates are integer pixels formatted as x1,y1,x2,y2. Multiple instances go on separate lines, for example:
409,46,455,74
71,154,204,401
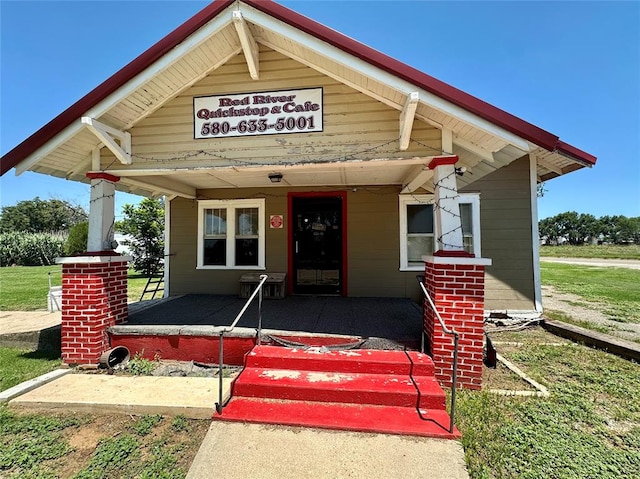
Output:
0,232,65,266
65,221,88,255
116,198,164,276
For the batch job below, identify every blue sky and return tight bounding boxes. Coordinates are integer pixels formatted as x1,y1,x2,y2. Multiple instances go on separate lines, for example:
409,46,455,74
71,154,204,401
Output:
1,0,639,220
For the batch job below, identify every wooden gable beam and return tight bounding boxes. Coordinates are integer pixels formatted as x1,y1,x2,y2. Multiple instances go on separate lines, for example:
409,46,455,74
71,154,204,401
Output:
401,165,434,194
536,156,564,175
441,127,453,155
119,176,196,199
453,136,495,163
233,11,259,80
399,92,419,151
81,117,131,165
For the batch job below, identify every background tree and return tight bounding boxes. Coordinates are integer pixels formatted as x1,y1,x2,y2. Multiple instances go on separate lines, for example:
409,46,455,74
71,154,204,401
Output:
555,211,582,245
0,197,87,233
116,198,164,276
64,222,89,255
538,216,560,244
540,212,640,245
617,216,640,244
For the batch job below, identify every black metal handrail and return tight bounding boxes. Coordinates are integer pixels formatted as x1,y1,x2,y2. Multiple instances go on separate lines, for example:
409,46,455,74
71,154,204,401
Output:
215,273,269,414
416,274,459,434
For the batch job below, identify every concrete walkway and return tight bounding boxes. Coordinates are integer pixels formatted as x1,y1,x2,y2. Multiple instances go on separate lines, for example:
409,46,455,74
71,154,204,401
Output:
9,374,231,419
0,310,61,334
187,422,469,479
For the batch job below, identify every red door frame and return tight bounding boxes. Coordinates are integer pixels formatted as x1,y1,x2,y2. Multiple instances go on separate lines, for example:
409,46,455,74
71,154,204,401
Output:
287,191,348,296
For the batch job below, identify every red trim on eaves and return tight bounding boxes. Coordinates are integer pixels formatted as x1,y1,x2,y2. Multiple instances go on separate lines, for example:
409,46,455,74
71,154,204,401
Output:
0,0,596,176
555,141,597,166
0,0,236,176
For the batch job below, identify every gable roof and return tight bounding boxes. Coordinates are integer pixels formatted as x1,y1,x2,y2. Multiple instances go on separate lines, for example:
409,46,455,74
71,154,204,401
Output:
0,0,595,179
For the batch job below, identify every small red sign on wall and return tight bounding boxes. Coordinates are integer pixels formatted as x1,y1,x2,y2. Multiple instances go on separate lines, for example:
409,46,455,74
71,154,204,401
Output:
270,215,284,229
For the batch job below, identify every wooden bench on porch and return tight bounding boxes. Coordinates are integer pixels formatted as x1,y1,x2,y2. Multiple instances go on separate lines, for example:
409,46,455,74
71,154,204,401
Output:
239,273,287,299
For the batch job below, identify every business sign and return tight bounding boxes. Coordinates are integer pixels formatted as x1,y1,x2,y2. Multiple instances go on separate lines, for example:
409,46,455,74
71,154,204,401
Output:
194,88,323,139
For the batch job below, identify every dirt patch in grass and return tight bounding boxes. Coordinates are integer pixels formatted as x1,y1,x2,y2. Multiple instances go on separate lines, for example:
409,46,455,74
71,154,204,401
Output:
1,407,210,479
542,284,640,342
482,360,537,392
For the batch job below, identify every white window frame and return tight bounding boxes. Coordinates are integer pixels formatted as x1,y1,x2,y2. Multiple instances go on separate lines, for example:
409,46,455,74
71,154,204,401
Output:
399,193,481,271
197,198,266,270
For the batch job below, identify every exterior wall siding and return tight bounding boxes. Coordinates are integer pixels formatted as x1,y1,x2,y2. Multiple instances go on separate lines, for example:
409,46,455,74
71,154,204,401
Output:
169,186,419,298
169,158,536,309
461,155,535,310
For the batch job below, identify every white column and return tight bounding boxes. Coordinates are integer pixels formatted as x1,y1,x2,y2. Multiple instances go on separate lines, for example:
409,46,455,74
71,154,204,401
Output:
86,172,120,252
429,156,465,253
529,153,543,313
163,196,171,298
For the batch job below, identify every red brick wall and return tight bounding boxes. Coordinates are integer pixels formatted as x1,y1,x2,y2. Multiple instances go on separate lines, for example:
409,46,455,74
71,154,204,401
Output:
61,259,129,365
423,261,485,390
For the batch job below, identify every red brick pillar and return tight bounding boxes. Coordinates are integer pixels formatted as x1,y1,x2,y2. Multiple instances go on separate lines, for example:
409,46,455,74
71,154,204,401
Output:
423,255,491,390
58,255,130,366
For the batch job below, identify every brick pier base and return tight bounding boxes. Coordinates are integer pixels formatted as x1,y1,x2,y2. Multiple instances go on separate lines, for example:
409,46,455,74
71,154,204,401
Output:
58,255,130,366
423,255,491,390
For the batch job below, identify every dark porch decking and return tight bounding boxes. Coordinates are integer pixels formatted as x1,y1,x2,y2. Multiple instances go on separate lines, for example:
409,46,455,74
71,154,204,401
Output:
126,295,423,343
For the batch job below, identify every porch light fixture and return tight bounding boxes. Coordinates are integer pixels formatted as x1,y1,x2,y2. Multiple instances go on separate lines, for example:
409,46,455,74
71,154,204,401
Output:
268,173,283,183
455,166,467,176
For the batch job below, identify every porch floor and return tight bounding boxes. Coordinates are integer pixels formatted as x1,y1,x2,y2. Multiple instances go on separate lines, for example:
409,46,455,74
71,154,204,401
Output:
126,295,422,343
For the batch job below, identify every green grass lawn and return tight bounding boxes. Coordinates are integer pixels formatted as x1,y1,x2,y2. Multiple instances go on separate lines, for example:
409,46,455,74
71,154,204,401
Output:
0,265,62,311
458,328,640,479
0,347,61,392
0,266,151,311
540,244,640,260
541,262,640,323
126,271,149,303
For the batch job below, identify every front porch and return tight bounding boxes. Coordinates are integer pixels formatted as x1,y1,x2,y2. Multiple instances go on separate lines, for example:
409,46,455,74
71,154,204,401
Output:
127,294,422,342
110,295,424,366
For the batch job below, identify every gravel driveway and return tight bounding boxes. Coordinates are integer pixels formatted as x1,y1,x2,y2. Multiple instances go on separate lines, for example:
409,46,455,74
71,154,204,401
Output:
541,257,640,270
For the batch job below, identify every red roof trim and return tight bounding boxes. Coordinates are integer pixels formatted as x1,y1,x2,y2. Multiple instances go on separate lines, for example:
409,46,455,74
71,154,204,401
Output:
555,140,597,166
0,0,595,175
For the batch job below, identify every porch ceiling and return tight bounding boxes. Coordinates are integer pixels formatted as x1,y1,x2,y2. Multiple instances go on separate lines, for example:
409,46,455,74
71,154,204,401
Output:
110,156,440,195
7,1,591,198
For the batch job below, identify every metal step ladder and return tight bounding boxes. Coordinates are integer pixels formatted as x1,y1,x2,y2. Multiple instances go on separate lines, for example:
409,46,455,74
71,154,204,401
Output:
139,262,165,301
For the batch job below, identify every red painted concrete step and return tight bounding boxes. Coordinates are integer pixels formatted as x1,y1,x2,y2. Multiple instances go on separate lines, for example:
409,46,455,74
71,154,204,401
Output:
216,397,460,439
215,346,458,438
244,345,435,376
232,367,446,409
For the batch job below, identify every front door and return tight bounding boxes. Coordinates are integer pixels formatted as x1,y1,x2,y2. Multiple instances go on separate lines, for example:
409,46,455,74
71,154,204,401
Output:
290,194,345,295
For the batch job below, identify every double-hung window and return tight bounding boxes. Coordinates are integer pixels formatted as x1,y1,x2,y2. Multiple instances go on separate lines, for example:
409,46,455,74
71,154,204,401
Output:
197,199,265,269
399,194,480,270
